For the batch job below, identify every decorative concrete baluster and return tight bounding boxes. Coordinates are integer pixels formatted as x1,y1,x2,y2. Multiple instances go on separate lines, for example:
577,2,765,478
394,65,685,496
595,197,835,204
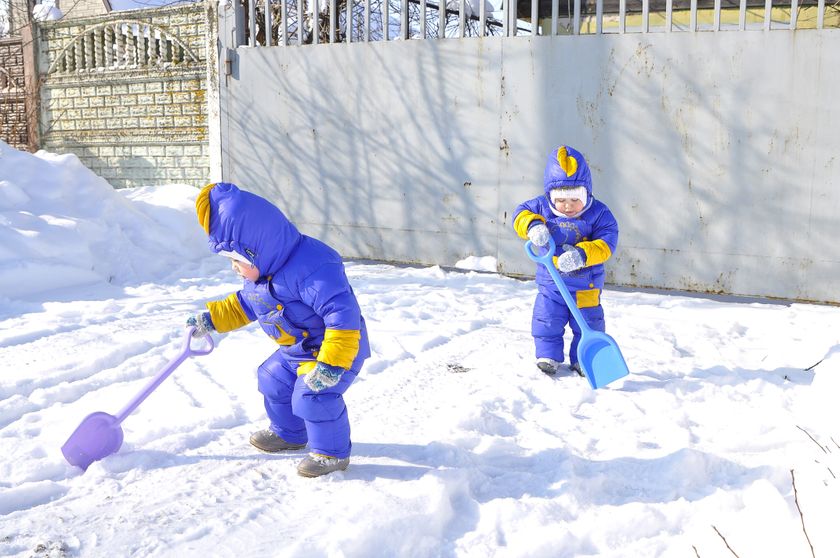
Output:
117,28,125,67
150,31,159,65
95,29,104,69
85,31,93,69
131,31,139,66
73,37,82,71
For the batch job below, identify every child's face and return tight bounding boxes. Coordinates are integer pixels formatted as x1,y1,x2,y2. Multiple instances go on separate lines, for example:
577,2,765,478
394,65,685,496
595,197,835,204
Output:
553,196,584,217
231,259,260,282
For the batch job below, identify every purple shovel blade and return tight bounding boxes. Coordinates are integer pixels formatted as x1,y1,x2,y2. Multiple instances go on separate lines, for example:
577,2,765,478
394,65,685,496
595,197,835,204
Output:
61,411,124,470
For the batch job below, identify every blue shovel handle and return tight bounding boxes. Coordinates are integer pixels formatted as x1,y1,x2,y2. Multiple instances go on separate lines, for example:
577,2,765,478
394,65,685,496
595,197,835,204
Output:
524,237,593,335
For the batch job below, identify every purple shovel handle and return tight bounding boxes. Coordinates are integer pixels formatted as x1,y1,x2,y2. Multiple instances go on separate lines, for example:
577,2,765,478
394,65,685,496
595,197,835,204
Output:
113,327,214,423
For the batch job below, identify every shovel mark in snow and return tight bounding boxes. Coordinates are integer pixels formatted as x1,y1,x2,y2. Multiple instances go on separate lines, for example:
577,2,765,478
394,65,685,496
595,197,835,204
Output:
0,481,68,516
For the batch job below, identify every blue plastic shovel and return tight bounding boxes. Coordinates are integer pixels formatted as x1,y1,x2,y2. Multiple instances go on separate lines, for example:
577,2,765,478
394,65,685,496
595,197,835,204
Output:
61,327,214,470
525,238,629,389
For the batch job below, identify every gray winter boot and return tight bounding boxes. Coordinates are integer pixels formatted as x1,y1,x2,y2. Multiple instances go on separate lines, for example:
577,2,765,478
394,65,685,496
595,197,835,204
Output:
569,362,584,377
249,429,306,453
536,357,562,375
297,453,350,477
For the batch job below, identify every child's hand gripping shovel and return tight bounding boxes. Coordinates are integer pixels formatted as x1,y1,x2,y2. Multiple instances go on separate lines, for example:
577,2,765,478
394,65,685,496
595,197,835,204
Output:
525,237,630,389
61,327,214,470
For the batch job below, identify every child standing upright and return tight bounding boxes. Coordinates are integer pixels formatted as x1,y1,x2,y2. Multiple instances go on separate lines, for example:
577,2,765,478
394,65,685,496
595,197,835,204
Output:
187,182,370,477
512,145,619,376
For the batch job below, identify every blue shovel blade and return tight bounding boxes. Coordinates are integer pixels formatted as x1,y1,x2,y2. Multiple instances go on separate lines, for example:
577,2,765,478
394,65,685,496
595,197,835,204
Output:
61,411,124,471
578,331,630,389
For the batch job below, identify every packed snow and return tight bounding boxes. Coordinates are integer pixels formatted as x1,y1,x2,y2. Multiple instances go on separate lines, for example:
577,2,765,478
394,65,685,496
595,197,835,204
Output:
1,141,839,557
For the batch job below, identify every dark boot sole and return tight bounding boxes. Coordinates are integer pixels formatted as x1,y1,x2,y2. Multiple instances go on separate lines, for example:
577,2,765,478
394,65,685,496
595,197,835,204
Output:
249,437,306,453
297,461,349,477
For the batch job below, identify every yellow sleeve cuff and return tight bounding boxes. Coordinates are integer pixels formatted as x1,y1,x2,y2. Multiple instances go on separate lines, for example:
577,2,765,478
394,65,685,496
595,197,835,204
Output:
579,239,612,266
206,293,252,333
317,328,361,369
513,211,545,239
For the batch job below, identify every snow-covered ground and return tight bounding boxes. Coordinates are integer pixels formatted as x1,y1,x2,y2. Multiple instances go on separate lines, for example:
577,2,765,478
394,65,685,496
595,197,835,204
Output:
1,141,839,557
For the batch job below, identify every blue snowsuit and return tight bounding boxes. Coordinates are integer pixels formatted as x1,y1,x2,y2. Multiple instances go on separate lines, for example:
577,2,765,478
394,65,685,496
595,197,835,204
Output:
195,183,370,459
512,146,619,365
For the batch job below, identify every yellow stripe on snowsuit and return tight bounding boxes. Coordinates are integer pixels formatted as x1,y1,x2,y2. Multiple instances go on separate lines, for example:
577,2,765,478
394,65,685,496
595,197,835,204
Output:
295,329,361,376
319,329,361,369
513,210,545,239
578,239,612,266
206,293,252,333
196,183,217,235
576,289,601,308
274,328,296,346
297,361,317,376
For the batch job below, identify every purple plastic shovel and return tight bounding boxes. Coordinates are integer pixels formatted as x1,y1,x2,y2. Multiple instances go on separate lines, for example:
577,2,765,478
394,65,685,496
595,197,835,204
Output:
61,327,214,470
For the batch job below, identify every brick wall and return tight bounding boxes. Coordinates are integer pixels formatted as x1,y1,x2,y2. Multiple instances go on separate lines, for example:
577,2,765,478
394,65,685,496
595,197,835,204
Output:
0,36,28,150
38,4,209,188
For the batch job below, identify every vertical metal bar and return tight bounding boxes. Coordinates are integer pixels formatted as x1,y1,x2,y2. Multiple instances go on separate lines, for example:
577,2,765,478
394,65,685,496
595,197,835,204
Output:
666,0,672,31
511,0,518,36
641,0,648,32
573,0,581,34
422,0,428,37
790,0,798,29
817,0,824,28
739,0,746,29
313,0,320,43
690,0,697,31
619,0,625,33
460,0,466,37
502,0,509,36
531,0,538,35
551,0,557,34
441,0,447,38
365,0,370,41
249,0,257,45
403,0,410,38
596,0,603,33
346,0,352,42
764,0,771,30
713,0,720,30
384,0,389,40
298,0,304,44
330,0,336,42
479,0,485,36
265,0,272,45
282,0,288,44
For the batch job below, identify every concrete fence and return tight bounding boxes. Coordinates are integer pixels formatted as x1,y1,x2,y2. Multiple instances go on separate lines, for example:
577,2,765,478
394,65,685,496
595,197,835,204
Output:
35,4,212,188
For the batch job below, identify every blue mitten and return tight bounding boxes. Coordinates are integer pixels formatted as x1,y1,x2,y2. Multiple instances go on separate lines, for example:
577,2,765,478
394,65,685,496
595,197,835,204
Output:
556,245,585,273
304,362,346,392
186,312,215,338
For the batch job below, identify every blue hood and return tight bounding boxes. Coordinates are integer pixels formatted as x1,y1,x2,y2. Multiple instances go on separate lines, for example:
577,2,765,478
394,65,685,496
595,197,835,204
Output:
205,183,302,278
543,145,593,211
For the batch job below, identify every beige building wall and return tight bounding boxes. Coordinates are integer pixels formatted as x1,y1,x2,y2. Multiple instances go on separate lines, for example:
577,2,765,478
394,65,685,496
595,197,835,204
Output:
59,0,112,20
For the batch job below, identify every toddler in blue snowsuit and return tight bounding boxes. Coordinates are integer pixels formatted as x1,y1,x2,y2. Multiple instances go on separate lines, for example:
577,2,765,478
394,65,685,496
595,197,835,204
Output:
187,183,370,477
513,146,619,376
